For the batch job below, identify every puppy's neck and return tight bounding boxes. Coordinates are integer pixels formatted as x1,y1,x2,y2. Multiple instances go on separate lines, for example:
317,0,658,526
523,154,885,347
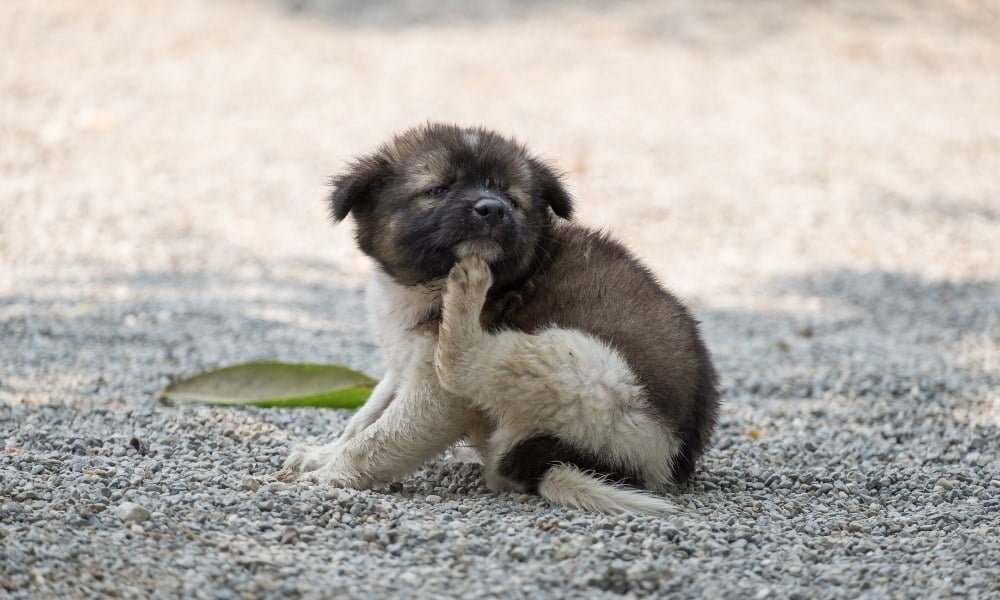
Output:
368,266,444,331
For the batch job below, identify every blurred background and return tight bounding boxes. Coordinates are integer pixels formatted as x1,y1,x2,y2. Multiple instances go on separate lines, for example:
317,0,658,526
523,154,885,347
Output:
1,0,998,421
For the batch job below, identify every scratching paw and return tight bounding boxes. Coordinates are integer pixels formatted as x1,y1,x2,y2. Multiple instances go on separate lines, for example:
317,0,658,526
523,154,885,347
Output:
447,255,492,298
437,255,490,395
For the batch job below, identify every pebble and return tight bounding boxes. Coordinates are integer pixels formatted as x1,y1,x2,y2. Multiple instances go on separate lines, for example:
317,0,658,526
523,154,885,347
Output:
280,528,299,544
113,502,151,523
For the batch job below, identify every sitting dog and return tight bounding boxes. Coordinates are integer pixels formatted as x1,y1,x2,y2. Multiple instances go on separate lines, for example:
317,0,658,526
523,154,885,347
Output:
277,124,720,513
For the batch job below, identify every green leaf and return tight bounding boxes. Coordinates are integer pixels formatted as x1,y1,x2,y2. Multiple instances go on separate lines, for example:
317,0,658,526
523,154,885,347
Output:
159,361,376,409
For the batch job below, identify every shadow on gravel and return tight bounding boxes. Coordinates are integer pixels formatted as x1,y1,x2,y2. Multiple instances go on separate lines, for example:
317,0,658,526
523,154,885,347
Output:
700,269,998,431
767,270,1000,328
0,259,374,407
2,263,997,425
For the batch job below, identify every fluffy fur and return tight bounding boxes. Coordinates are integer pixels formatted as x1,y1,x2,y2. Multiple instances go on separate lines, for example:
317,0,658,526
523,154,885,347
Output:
277,123,720,514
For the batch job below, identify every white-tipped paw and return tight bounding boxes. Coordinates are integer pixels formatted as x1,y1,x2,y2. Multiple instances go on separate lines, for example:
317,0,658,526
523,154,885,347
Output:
299,463,353,487
445,255,493,303
274,442,339,482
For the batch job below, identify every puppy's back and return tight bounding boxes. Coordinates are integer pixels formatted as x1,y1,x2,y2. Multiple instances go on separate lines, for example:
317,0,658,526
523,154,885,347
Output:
501,223,719,483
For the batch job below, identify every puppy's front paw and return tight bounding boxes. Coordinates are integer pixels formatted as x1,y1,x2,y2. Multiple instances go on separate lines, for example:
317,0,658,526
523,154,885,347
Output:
274,442,339,481
300,461,366,488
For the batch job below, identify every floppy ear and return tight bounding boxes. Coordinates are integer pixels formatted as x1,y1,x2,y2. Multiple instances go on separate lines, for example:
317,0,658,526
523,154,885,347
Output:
529,158,574,219
329,156,386,222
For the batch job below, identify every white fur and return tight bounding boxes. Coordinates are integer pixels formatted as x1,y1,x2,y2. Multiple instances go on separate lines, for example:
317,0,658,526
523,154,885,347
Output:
278,258,680,514
538,464,678,515
365,267,442,374
462,131,480,149
287,333,481,487
277,268,478,487
454,239,502,262
338,370,398,442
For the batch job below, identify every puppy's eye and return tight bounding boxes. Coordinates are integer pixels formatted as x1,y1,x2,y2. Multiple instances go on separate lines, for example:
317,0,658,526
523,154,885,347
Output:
425,186,449,196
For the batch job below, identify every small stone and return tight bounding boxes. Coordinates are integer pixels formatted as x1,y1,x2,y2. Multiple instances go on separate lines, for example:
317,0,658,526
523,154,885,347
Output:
936,478,955,490
253,574,274,590
360,526,378,541
427,530,446,543
626,564,652,583
113,502,151,523
425,494,442,504
280,528,299,544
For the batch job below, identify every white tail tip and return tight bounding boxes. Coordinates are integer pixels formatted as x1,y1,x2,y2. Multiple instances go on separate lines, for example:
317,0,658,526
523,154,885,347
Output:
537,464,678,515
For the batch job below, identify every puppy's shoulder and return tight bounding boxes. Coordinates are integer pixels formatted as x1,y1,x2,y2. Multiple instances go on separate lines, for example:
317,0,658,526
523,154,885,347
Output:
549,223,642,269
504,222,700,353
535,223,672,307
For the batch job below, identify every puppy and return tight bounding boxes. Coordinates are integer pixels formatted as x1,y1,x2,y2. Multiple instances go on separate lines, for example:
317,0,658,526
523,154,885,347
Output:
278,123,720,513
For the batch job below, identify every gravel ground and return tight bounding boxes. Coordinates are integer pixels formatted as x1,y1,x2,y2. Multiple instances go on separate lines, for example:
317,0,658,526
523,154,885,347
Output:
2,0,999,597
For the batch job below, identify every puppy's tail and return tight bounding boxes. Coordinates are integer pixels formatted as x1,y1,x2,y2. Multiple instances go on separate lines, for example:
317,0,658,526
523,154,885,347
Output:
537,464,677,515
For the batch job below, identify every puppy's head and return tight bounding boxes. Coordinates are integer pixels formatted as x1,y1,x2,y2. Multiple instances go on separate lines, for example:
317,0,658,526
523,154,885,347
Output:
330,123,573,287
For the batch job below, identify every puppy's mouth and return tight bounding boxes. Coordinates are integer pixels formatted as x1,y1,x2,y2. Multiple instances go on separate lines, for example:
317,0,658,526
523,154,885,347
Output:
449,196,512,263
453,237,503,262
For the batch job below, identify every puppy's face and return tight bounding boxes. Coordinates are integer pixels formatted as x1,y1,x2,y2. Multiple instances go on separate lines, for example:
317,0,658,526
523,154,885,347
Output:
330,124,573,287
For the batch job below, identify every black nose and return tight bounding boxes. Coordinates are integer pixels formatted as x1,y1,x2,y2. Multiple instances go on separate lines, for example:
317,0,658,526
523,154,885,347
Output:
472,198,507,224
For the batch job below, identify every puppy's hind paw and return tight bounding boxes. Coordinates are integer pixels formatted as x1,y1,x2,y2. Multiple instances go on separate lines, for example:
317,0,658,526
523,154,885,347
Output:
437,255,491,395
447,255,492,300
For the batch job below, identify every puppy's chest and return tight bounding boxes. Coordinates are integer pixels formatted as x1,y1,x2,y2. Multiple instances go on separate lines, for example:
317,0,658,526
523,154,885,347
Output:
366,270,443,368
